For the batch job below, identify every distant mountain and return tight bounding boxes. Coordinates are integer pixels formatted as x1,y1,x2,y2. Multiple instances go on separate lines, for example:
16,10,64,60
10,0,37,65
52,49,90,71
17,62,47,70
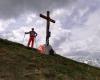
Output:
68,56,100,68
67,51,100,67
0,38,100,80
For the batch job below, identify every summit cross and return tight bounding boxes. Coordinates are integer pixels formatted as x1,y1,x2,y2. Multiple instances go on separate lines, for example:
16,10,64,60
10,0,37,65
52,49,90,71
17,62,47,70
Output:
40,11,55,46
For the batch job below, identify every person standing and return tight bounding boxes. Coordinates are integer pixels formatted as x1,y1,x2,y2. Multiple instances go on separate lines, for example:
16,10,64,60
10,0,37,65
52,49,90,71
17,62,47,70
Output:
25,28,37,48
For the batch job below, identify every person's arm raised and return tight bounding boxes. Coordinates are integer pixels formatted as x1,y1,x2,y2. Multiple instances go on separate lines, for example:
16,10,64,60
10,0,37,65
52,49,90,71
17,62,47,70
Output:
25,32,30,34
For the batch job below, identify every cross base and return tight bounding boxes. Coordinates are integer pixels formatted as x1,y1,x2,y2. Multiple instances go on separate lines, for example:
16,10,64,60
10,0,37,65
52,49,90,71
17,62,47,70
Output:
44,44,55,55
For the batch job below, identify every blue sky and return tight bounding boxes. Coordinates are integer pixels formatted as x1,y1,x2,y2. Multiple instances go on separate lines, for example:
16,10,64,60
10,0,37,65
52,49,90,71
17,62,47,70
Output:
0,0,100,57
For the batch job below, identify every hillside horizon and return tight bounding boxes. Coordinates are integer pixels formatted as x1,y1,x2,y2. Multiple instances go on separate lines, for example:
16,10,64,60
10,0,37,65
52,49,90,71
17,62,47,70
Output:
0,38,100,80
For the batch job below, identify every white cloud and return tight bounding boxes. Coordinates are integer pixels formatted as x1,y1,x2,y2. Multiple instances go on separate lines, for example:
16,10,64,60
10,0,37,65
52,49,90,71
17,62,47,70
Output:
85,9,100,26
0,20,4,32
26,14,37,24
0,19,16,33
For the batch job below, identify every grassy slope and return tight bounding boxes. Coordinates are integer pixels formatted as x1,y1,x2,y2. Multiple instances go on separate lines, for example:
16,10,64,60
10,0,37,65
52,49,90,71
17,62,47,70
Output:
0,38,100,80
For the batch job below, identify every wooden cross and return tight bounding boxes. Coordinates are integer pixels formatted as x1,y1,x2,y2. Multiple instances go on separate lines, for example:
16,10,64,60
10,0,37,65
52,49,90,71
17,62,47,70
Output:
40,11,55,46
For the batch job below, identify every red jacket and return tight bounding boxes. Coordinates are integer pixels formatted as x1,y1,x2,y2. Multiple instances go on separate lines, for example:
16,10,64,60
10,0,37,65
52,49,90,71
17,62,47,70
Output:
25,31,37,37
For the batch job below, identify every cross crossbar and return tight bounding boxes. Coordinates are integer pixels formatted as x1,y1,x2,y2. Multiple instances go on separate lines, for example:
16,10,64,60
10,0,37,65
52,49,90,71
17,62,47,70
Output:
40,14,55,23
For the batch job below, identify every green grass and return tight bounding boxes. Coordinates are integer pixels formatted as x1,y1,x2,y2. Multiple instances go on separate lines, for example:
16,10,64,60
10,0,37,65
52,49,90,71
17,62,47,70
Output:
0,38,100,80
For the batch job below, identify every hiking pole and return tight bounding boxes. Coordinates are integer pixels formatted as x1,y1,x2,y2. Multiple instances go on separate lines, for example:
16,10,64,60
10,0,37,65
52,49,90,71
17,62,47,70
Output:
22,33,26,44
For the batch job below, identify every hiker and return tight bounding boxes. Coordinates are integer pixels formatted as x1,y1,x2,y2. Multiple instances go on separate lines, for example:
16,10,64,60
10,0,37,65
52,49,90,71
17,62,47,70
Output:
25,28,37,48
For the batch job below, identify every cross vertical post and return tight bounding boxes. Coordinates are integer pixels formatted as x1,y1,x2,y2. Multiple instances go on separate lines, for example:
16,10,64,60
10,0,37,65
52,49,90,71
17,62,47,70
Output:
46,11,50,46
